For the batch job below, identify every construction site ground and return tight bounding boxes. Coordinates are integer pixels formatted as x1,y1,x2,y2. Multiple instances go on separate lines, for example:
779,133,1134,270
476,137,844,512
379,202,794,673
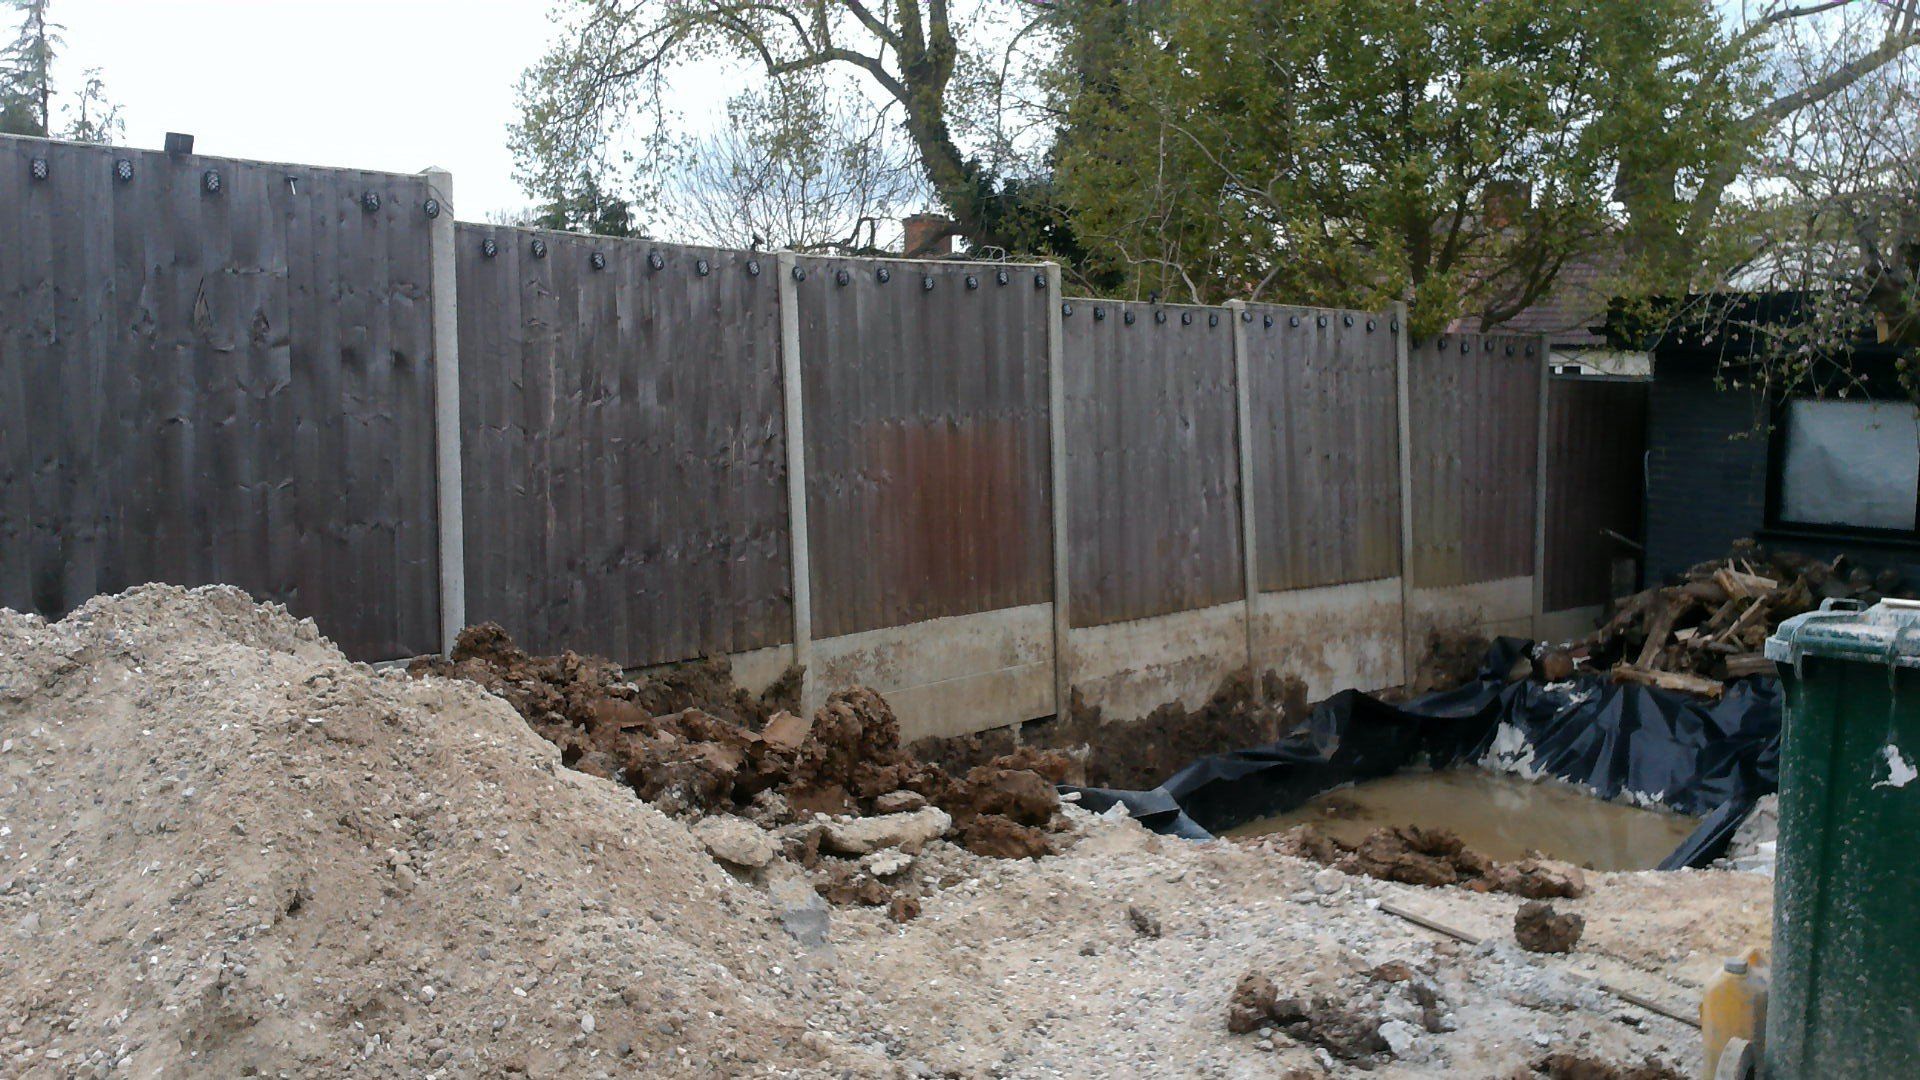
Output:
0,586,1770,1078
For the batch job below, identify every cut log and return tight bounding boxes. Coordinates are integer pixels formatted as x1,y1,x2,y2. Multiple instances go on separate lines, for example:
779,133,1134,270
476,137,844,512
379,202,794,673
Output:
1722,654,1779,680
1612,663,1725,699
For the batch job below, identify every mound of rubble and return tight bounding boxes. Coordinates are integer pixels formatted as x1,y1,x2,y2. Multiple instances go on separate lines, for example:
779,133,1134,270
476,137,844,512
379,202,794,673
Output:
1,586,1770,1078
411,624,1071,868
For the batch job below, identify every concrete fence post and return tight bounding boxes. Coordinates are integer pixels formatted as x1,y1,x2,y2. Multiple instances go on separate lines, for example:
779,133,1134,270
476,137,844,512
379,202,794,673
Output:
1045,263,1072,719
423,167,466,655
1393,300,1416,685
1227,300,1261,697
776,251,816,712
1531,332,1553,636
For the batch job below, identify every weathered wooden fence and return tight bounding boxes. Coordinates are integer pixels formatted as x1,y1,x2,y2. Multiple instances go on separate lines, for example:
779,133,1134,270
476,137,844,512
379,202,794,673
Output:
0,133,1635,739
1543,375,1648,613
0,137,443,658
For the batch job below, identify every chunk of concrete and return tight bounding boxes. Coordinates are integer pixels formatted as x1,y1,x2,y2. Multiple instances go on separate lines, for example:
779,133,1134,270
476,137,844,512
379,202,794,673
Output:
820,807,952,856
692,815,777,869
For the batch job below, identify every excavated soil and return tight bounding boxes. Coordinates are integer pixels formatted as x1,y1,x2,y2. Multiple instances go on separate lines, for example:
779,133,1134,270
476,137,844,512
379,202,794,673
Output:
1,587,1772,1078
411,624,1070,864
915,670,1309,791
1268,825,1591,899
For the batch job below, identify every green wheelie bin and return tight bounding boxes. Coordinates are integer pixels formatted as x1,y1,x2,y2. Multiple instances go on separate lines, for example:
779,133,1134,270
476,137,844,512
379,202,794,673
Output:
1762,598,1920,1078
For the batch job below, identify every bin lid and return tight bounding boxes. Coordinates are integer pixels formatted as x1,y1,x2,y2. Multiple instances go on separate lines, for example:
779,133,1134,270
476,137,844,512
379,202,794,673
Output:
1766,598,1920,668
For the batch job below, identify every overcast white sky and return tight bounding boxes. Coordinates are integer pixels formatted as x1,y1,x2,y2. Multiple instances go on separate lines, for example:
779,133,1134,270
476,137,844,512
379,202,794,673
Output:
55,1,568,219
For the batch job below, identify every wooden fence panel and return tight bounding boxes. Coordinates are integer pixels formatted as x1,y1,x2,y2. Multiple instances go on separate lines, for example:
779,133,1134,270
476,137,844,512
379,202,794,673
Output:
1406,333,1543,588
456,228,790,664
795,260,1052,639
0,135,440,659
1065,300,1243,627
1543,375,1647,611
1245,305,1401,590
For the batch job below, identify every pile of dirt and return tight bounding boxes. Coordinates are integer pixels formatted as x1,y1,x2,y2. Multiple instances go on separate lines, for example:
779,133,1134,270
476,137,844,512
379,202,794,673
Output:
914,669,1308,792
412,623,1070,863
0,586,818,1076
1409,628,1495,696
1269,825,1590,899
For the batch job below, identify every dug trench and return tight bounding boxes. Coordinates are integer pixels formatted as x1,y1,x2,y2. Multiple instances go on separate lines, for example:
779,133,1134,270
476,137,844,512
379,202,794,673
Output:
0,587,1772,1077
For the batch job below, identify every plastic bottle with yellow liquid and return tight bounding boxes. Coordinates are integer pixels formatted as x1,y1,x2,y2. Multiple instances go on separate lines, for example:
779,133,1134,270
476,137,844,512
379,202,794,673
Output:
1700,950,1768,1080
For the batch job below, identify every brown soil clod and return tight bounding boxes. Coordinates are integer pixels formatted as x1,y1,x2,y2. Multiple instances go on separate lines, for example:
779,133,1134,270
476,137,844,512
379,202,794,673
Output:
1520,1052,1687,1080
1275,825,1589,899
1514,901,1585,954
413,623,1067,862
1126,904,1163,939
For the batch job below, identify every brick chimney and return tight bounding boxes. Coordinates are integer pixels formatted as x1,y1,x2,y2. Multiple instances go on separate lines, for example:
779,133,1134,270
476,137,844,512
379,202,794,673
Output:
902,213,955,258
1482,180,1532,230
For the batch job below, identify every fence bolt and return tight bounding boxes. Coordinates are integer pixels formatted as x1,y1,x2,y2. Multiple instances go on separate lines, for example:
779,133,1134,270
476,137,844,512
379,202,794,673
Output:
1264,314,1274,327
114,159,134,183
1094,306,1106,321
1437,336,1448,349
835,268,851,286
1318,314,1329,328
648,250,665,271
922,275,935,291
423,196,440,218
1391,318,1400,333
1506,344,1515,356
791,265,806,282
1367,318,1377,332
29,157,48,181
1154,310,1167,324
1208,313,1219,327
1288,314,1301,327
1527,344,1537,356
1124,310,1136,325
1344,314,1355,327
361,190,380,213
1485,339,1494,351
530,238,547,259
965,274,979,290
480,237,498,259
1033,271,1046,289
1062,302,1073,317
1180,311,1192,325
202,169,221,194
1240,309,1253,322
746,258,761,276
696,258,711,276
590,251,607,271
875,267,890,283
996,269,1009,286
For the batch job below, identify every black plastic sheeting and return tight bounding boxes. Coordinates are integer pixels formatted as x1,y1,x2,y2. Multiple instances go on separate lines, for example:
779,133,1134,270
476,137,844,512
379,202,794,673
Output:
1066,638,1781,869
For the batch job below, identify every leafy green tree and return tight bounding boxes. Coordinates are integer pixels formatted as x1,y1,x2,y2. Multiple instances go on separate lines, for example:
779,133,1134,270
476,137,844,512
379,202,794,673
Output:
0,0,55,136
1053,0,1755,328
1,1,120,143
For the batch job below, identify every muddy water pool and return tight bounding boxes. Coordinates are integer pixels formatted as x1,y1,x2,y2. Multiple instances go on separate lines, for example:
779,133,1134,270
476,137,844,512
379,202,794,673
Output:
1225,768,1701,871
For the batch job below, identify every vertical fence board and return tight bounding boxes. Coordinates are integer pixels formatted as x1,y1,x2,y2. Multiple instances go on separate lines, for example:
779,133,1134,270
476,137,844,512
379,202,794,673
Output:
1406,332,1543,588
1065,301,1243,627
1246,306,1401,591
0,136,440,658
1544,377,1648,611
456,230,791,664
795,261,1051,640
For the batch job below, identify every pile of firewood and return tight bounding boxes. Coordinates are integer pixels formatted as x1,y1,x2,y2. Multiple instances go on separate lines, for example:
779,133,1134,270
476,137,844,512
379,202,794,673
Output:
1565,540,1909,698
